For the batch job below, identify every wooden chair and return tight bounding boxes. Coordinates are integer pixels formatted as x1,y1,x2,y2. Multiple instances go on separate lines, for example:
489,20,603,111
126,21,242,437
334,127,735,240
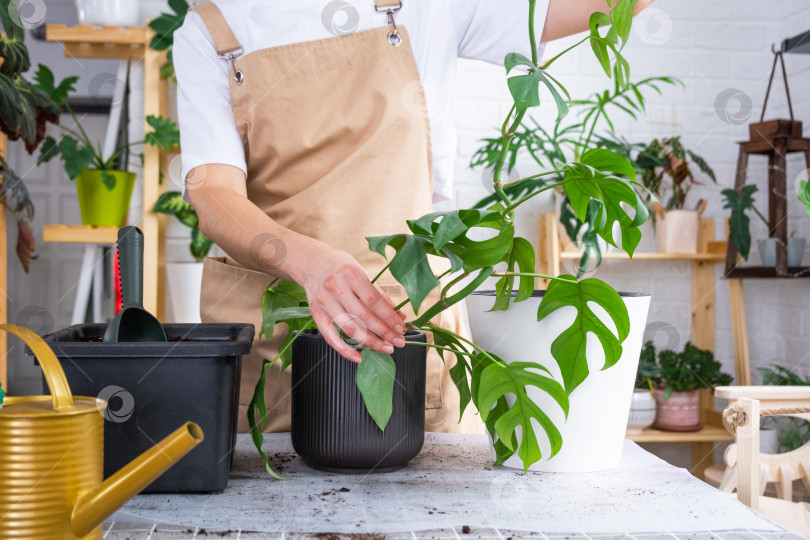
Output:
717,386,810,535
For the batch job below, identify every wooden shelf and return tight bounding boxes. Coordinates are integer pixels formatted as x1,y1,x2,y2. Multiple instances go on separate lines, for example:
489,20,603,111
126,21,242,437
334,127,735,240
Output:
46,24,148,60
560,251,726,262
627,424,734,443
43,225,118,244
725,266,810,279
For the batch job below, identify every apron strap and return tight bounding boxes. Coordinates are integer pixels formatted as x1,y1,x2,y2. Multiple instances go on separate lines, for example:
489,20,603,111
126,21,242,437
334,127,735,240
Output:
374,0,402,8
190,2,243,58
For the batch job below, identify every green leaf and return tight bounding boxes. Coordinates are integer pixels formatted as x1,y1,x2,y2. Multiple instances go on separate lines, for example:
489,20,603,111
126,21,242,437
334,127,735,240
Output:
0,36,30,75
475,357,569,472
563,150,648,256
32,64,77,106
152,191,200,228
145,115,180,151
260,280,309,340
356,349,396,432
37,135,59,166
611,0,638,47
100,170,116,190
589,12,613,77
507,70,569,120
277,317,313,372
190,228,213,261
799,180,810,219
429,325,472,422
367,234,440,312
504,52,535,72
247,358,285,479
58,136,96,179
536,276,630,393
722,185,757,259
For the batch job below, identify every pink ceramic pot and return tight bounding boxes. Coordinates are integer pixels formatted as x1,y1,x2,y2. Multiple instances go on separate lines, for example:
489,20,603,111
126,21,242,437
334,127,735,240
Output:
653,389,701,431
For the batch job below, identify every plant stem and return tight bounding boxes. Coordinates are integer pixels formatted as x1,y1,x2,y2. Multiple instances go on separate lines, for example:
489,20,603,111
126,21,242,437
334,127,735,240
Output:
503,181,564,213
404,341,475,357
491,271,576,283
528,0,539,66
370,260,392,284
268,317,314,367
493,109,528,210
541,36,589,70
422,323,505,367
502,169,563,189
752,205,775,236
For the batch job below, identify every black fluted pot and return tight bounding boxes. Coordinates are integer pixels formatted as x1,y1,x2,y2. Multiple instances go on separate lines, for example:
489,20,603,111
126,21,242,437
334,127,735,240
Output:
291,330,426,474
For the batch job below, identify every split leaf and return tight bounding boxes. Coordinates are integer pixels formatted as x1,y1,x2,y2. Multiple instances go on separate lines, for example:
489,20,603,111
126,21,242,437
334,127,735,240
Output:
536,276,630,393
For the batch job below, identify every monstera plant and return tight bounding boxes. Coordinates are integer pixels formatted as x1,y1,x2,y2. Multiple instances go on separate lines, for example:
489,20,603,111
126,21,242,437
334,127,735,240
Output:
0,0,69,271
250,0,654,474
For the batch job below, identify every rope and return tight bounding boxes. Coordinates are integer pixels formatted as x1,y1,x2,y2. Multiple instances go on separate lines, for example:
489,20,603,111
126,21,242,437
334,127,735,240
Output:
722,405,810,434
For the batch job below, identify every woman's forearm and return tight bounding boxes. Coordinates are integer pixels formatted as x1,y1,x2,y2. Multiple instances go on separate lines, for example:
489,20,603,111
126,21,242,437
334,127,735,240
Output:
541,0,655,42
187,164,407,362
191,182,326,284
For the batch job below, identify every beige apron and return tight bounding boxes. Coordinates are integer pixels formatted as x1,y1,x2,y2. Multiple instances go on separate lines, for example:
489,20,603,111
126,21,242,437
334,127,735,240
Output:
193,1,483,435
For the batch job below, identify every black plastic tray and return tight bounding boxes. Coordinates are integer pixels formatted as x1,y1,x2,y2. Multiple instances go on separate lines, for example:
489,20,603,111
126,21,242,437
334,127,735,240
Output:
31,323,253,493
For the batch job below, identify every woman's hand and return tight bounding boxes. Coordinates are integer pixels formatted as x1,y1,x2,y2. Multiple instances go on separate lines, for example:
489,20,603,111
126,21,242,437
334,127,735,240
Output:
295,247,407,363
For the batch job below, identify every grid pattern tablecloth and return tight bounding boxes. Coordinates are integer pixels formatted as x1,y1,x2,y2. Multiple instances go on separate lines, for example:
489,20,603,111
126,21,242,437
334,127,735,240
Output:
108,433,800,539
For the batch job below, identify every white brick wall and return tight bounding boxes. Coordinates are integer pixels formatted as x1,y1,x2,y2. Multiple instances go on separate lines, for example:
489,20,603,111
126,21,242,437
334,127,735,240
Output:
448,1,810,467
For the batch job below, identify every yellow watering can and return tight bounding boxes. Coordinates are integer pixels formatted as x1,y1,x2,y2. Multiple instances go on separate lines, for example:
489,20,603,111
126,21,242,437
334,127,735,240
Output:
0,325,204,539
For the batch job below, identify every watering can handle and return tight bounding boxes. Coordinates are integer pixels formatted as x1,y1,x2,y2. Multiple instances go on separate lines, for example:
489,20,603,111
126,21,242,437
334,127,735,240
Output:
0,324,74,410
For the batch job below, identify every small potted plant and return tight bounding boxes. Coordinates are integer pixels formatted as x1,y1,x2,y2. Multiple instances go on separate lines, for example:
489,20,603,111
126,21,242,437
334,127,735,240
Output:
250,0,656,476
36,66,180,228
152,191,213,323
648,342,733,431
636,137,716,254
627,341,659,434
723,185,806,267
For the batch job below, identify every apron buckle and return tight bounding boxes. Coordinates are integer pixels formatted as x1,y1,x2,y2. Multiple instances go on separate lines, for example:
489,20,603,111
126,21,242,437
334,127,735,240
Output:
375,1,403,47
218,47,245,85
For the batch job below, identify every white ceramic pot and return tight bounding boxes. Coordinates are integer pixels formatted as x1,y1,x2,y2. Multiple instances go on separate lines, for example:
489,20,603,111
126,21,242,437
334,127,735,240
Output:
656,209,699,254
166,262,203,323
653,389,701,431
757,237,806,267
760,426,779,455
76,0,140,26
466,290,651,472
139,0,169,25
627,389,657,433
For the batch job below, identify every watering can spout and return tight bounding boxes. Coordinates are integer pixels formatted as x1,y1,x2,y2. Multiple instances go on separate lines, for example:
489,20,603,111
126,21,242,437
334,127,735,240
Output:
71,422,204,537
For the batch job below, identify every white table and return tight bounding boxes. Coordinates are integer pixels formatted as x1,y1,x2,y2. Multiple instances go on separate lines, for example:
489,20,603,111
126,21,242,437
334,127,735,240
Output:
107,433,800,539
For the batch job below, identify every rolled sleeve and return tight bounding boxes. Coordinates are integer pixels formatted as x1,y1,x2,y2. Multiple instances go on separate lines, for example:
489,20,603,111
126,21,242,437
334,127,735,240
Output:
450,0,551,65
174,11,247,194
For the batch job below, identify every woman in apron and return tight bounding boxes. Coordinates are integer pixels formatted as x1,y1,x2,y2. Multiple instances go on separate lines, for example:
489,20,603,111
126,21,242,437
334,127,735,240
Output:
173,0,654,434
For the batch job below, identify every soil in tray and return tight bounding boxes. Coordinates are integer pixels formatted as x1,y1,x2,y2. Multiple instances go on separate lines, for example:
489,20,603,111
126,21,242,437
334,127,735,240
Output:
76,335,238,342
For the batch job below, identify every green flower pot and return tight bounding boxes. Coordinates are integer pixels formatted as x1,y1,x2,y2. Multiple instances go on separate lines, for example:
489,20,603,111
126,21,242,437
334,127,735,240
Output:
75,169,136,227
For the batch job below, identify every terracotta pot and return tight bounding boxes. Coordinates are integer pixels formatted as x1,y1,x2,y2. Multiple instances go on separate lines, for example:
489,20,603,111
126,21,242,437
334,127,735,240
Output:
656,209,699,254
653,389,701,431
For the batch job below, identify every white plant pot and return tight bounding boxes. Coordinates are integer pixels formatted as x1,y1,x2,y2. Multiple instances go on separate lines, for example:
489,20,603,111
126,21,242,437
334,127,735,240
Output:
757,237,806,267
627,389,657,434
166,262,203,323
76,0,140,26
466,290,651,472
760,427,779,455
139,0,169,25
656,209,699,254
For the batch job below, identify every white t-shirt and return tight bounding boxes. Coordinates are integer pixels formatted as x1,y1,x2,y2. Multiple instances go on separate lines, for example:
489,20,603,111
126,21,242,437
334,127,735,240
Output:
174,0,550,201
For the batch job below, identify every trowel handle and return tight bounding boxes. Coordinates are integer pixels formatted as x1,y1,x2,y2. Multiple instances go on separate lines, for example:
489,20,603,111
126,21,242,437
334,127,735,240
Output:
117,226,144,309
